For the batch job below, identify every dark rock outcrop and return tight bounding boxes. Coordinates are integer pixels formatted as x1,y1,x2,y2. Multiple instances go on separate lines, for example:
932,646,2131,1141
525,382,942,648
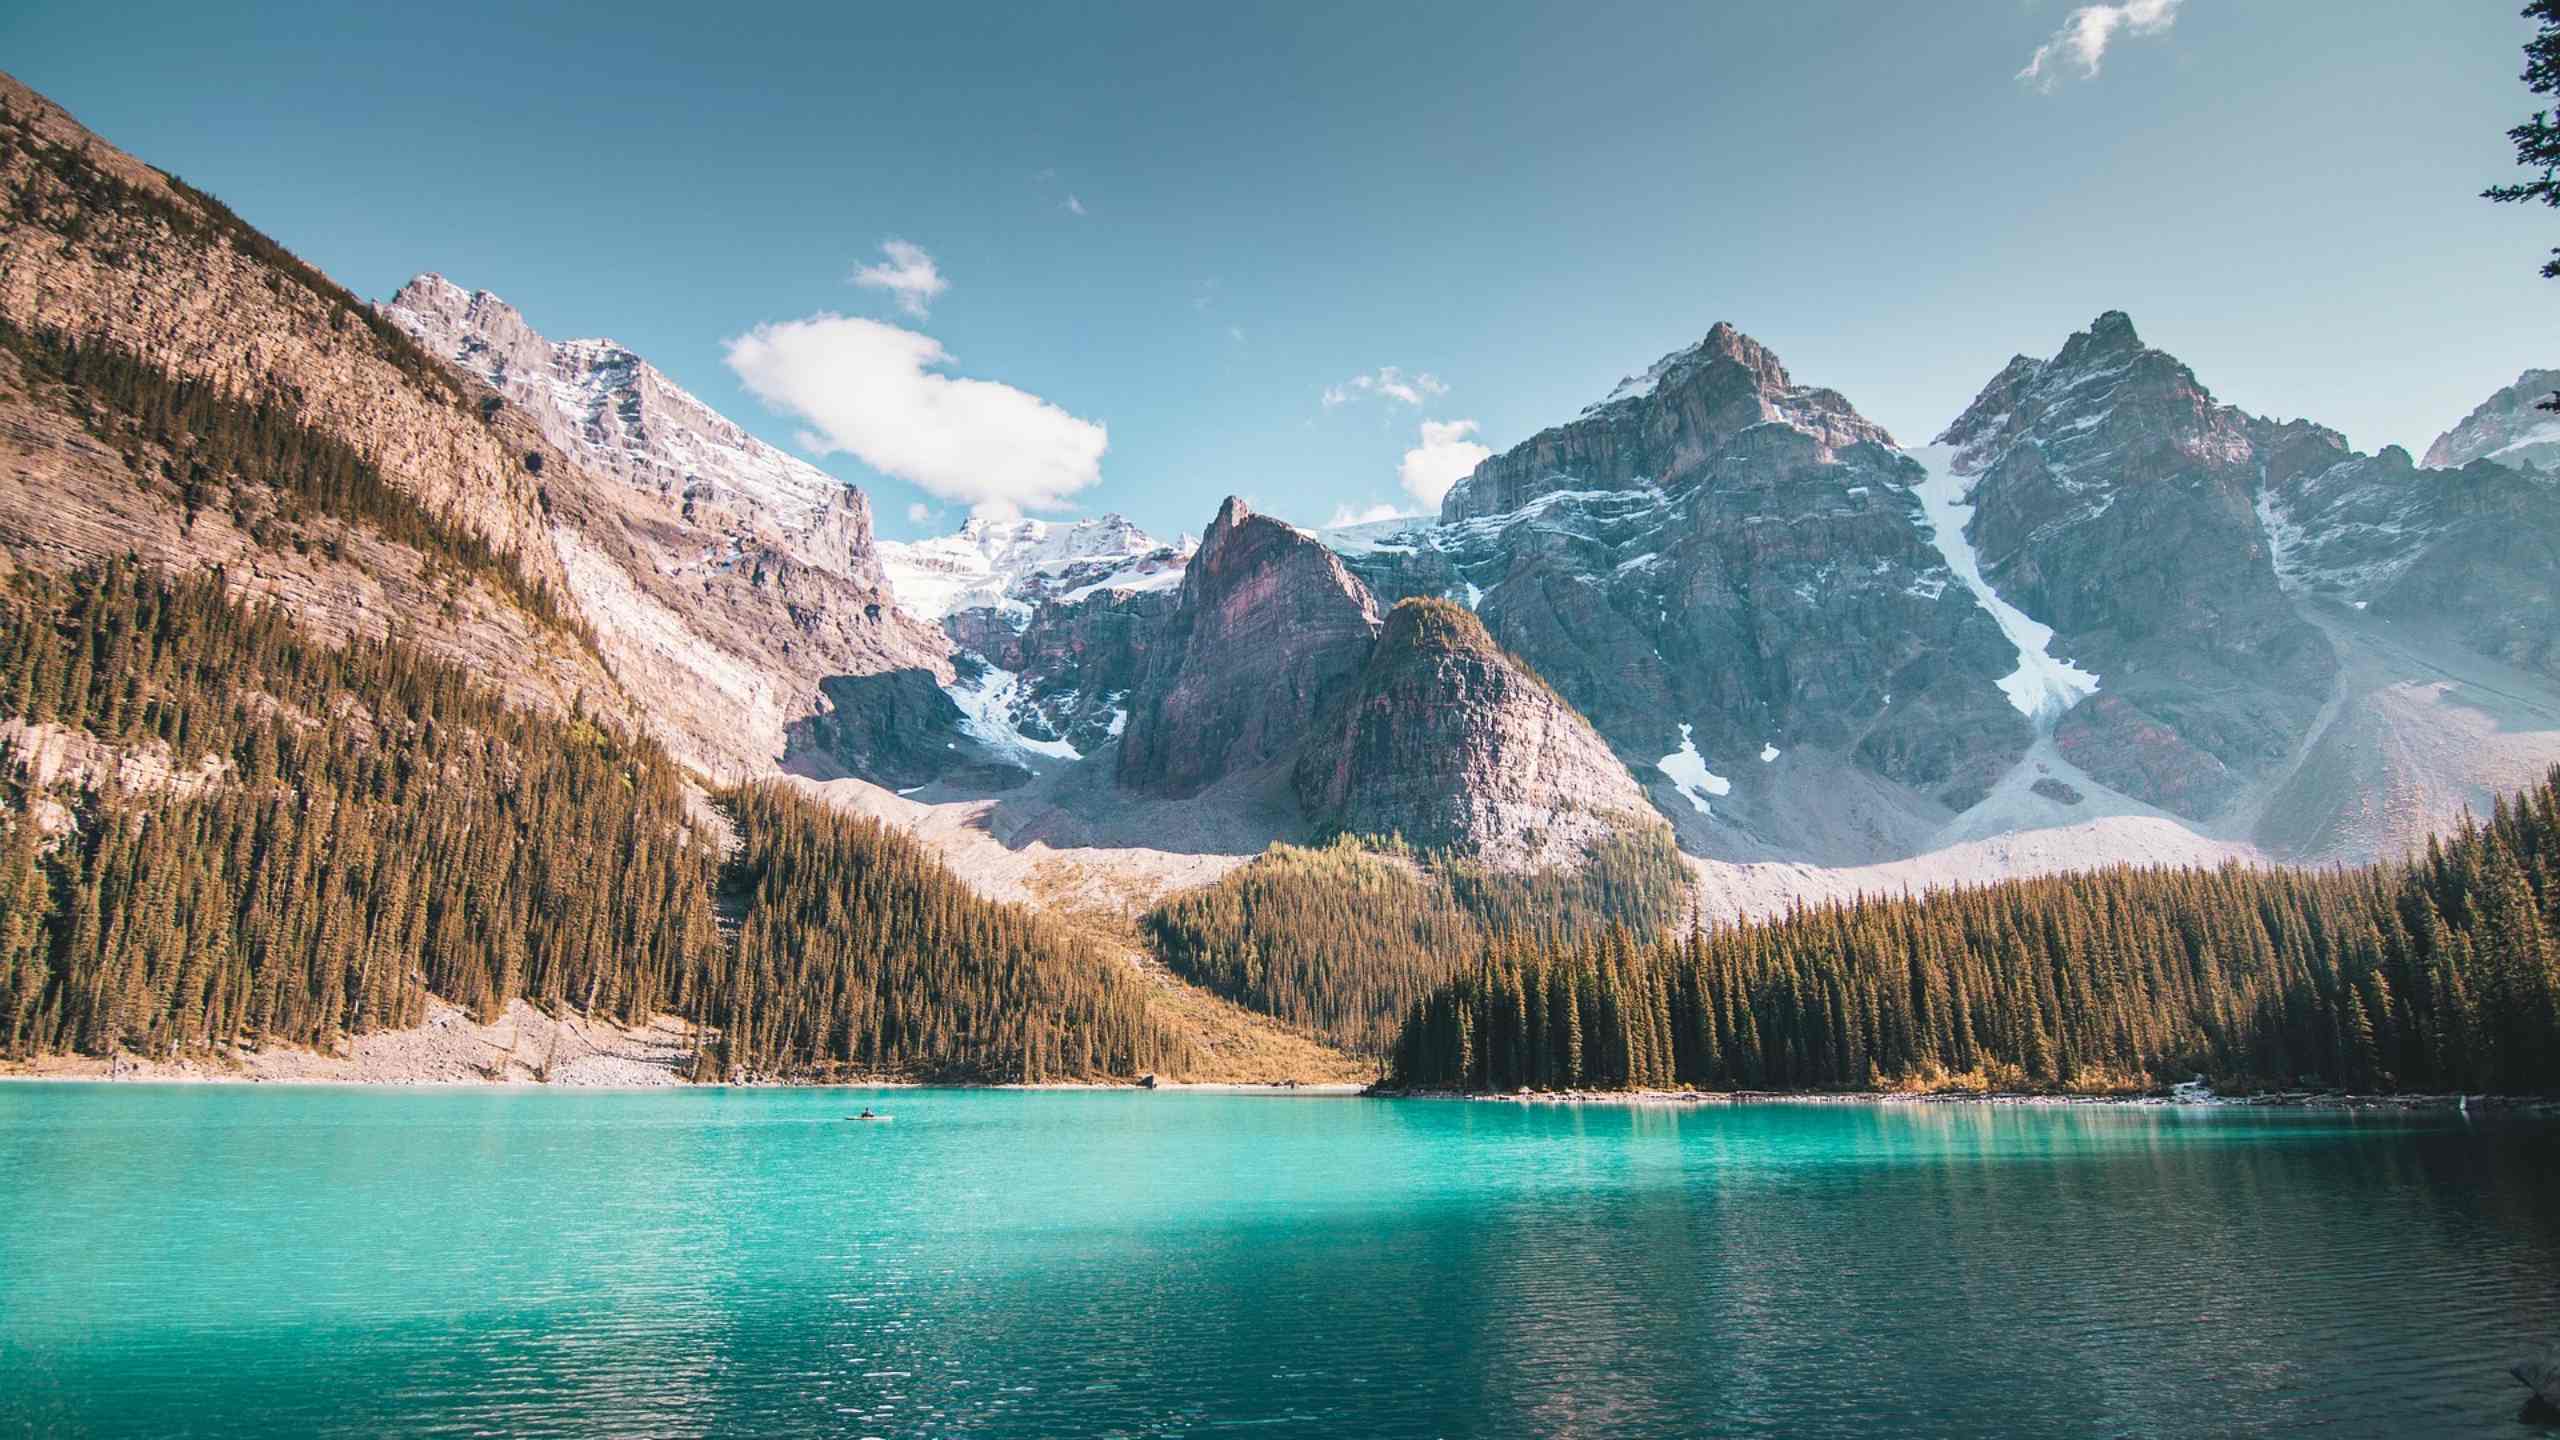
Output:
953,581,1178,754
1118,498,1383,796
1294,599,1657,866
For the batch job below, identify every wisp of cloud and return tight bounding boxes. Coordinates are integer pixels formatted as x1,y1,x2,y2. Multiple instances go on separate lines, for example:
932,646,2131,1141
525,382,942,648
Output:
2019,0,2180,91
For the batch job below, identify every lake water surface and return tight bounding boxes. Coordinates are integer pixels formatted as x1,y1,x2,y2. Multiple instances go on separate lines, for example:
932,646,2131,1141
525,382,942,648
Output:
2,1086,2556,1437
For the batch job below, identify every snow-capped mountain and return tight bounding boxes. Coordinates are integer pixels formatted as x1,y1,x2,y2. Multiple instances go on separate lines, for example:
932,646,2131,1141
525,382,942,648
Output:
876,514,1190,624
380,274,882,583
2423,368,2560,471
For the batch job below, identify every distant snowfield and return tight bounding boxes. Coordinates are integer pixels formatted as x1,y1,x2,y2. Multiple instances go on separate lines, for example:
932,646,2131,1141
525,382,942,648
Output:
950,661,1080,769
1904,445,2099,724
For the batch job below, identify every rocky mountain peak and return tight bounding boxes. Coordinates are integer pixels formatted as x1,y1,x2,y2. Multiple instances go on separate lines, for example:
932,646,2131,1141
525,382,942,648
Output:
1294,597,1659,869
2056,309,2143,364
1117,497,1383,796
1444,323,1896,523
880,512,1189,626
378,273,882,586
2423,368,2560,471
1940,315,2336,820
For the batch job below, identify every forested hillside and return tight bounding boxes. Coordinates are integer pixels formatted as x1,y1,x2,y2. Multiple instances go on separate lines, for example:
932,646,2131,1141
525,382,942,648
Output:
1389,778,2560,1095
1142,830,1687,1055
0,564,1178,1081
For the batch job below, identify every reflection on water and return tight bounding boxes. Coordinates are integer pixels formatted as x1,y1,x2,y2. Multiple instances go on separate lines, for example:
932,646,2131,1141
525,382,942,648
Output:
1,1088,2555,1437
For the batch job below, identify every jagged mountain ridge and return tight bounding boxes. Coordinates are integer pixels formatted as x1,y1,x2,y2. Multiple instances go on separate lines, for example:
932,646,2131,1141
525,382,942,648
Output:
11,59,2559,900
1935,311,2338,820
1322,322,2035,862
2422,368,2560,472
380,274,884,585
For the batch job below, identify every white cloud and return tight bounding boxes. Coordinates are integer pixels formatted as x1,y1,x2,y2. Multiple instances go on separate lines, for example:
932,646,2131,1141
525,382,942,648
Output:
851,239,948,318
905,501,936,524
2019,0,2180,91
726,314,1107,520
1064,194,1087,217
1326,501,1409,528
1325,366,1449,408
1399,419,1492,509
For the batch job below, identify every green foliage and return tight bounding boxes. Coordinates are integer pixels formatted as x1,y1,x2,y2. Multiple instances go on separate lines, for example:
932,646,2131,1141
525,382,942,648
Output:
1142,828,1687,1056
1390,783,2560,1096
0,565,1180,1082
0,562,717,1059
706,784,1189,1082
2490,2,2560,422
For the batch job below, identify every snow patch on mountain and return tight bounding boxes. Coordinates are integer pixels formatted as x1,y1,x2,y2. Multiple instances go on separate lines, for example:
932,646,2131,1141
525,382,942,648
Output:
1906,445,2100,725
949,658,1081,770
1659,724,1732,815
879,515,1190,622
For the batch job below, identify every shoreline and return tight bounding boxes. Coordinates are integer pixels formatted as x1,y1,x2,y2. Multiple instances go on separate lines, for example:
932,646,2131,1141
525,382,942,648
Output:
1,1057,2541,1113
1372,1086,2559,1113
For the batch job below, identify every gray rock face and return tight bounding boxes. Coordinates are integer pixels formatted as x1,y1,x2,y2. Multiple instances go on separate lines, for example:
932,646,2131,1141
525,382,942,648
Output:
2265,443,2560,681
2422,369,2560,471
1294,599,1660,868
1941,311,2338,818
1119,498,1384,797
1334,324,2031,842
952,581,1178,756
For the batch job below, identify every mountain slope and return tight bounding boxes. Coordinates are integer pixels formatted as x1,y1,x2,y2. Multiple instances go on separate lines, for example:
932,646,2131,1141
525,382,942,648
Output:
2423,368,2560,471
1294,598,1661,869
1937,311,2336,820
1119,497,1384,797
382,273,885,584
1332,323,2032,861
0,70,949,779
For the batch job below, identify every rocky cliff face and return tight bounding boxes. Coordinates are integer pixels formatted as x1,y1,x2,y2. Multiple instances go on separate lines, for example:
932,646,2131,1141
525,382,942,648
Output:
2422,369,2560,472
1939,311,2337,819
1119,498,1383,797
2264,443,2560,681
1294,598,1659,867
380,273,884,585
1333,324,2032,855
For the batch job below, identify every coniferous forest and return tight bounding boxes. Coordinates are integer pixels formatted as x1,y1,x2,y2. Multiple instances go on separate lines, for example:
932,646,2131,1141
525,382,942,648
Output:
1142,830,1688,1056
0,563,1174,1081
1387,787,2560,1095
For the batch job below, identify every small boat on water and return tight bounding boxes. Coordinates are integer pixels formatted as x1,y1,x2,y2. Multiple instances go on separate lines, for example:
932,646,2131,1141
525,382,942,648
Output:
844,1111,893,1122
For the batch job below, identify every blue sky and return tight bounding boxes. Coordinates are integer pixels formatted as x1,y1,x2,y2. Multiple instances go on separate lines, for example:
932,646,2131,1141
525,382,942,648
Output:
5,1,2553,540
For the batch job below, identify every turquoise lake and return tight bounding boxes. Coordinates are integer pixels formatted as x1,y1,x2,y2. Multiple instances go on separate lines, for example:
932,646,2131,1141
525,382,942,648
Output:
1,1087,2556,1438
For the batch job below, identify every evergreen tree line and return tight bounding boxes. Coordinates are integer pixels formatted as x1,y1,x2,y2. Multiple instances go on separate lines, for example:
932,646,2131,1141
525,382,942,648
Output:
0,563,1175,1081
0,313,577,637
706,784,1189,1081
1389,793,2560,1095
1143,829,1688,1056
